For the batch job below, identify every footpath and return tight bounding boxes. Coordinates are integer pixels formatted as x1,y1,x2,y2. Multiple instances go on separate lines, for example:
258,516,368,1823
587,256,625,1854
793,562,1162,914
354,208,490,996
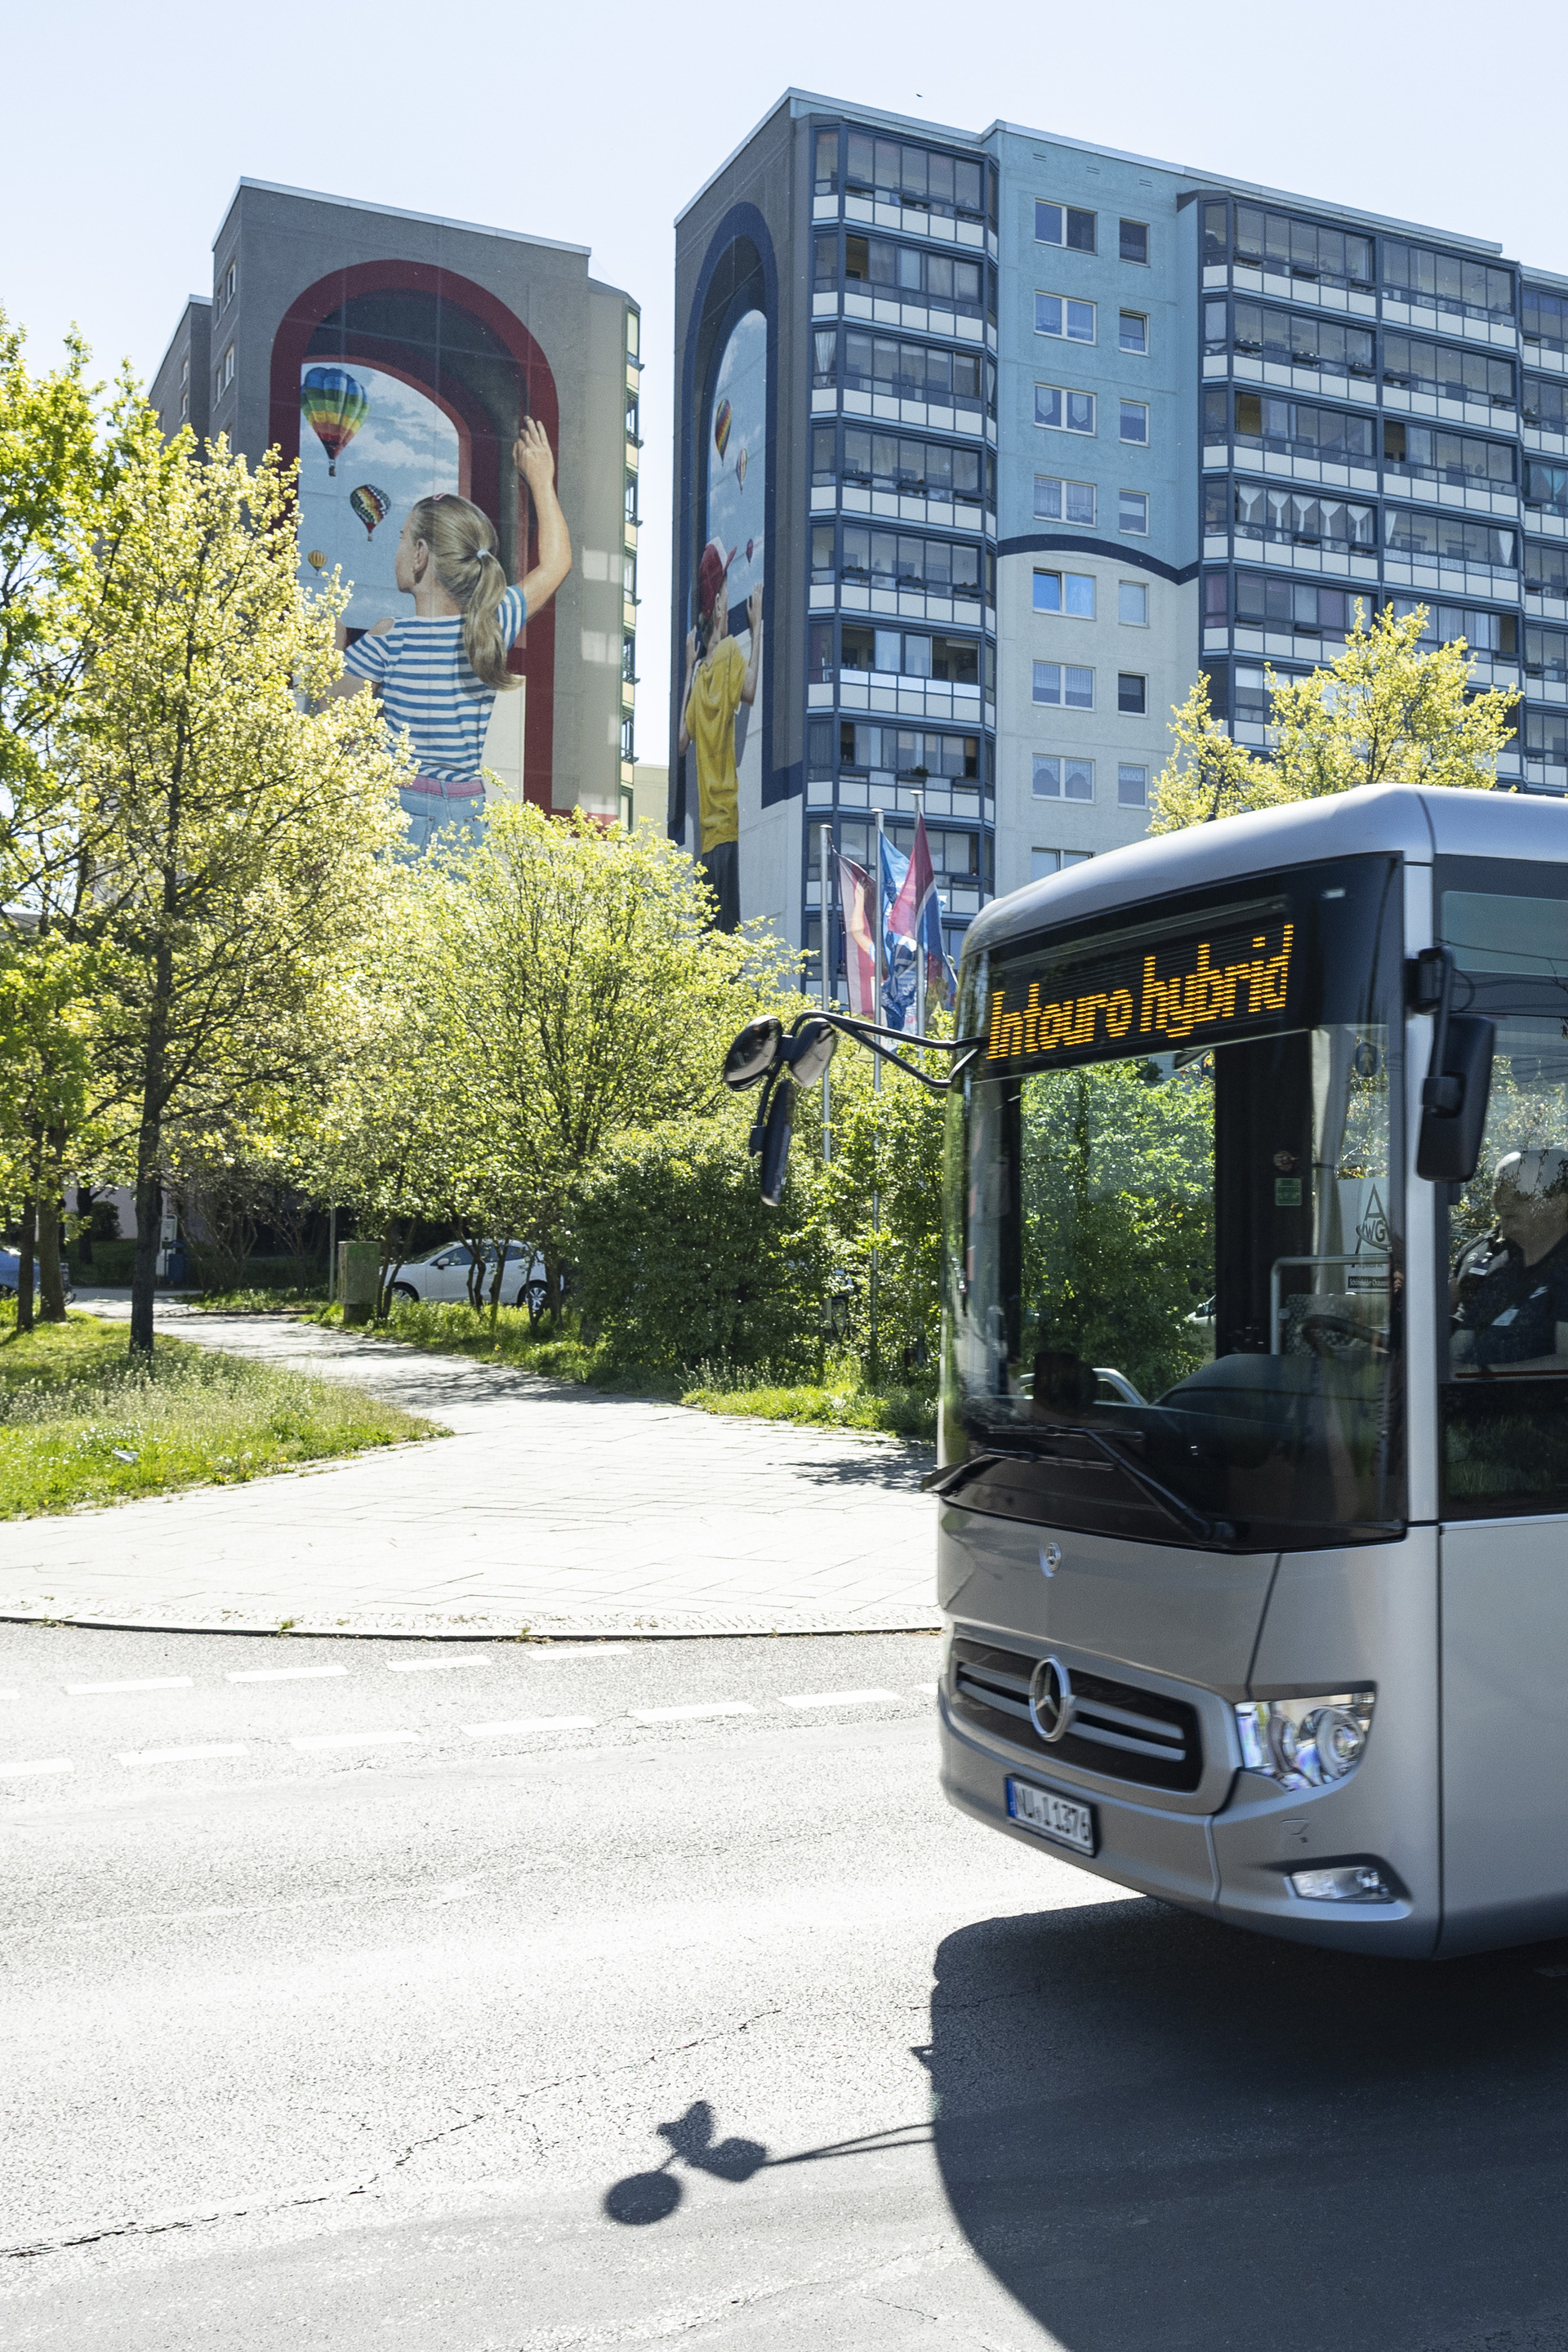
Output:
0,1296,940,1641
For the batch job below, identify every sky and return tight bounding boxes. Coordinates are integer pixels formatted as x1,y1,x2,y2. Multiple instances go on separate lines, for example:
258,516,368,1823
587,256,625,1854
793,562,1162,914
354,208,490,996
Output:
7,0,1568,765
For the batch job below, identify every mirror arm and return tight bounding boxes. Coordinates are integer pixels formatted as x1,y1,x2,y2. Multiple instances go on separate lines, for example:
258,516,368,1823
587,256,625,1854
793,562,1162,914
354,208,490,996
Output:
785,1009,983,1094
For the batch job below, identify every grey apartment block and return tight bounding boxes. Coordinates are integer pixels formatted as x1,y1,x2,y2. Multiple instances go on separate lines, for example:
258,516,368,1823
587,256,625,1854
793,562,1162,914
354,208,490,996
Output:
675,91,1560,978
154,180,639,817
149,297,212,446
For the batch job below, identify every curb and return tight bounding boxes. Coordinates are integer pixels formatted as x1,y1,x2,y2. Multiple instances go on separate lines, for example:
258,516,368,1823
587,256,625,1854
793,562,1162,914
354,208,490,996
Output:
0,1603,944,1643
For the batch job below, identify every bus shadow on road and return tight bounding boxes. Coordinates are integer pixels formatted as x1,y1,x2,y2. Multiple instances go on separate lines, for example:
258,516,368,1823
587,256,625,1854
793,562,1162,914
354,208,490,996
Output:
929,1895,1568,2350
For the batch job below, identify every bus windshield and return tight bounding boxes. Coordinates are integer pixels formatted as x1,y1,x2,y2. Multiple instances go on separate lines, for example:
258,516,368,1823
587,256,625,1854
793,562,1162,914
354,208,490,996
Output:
944,854,1405,1549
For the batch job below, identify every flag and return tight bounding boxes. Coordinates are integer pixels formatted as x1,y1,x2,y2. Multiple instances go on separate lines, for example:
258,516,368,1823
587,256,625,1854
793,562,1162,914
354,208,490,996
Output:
834,853,876,1018
881,814,956,1026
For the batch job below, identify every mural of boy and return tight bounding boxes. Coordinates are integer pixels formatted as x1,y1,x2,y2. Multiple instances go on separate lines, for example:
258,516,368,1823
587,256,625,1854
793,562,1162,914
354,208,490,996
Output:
678,536,761,932
331,417,570,850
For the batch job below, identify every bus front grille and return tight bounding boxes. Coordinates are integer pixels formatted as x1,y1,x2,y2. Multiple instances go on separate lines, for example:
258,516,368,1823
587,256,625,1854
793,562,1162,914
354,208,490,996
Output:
950,1639,1204,1794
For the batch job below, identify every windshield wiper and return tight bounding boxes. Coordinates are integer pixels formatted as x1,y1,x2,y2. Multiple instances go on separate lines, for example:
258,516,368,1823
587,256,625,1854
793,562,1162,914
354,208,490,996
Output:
928,1429,1234,1544
1041,1423,1236,1545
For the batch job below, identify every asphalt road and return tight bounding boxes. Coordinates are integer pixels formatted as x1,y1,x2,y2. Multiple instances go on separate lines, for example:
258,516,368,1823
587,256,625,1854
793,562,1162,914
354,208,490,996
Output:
7,1621,1568,2350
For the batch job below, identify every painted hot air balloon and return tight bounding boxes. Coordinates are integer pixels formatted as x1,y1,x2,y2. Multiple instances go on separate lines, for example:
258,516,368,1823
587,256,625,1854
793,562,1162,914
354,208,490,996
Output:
350,483,390,540
305,549,328,572
301,366,368,475
714,397,733,461
746,538,754,563
736,444,748,490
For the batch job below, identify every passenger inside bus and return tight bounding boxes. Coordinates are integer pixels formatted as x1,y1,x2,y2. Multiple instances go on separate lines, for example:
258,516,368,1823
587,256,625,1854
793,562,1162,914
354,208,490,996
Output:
1451,1149,1568,1374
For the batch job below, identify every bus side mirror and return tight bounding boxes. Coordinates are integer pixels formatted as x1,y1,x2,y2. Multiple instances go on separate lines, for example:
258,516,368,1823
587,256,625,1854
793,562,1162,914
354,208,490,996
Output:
1417,1013,1494,1183
755,1079,795,1206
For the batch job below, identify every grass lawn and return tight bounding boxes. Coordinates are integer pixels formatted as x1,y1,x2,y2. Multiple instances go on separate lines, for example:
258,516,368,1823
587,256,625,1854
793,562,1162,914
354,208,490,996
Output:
0,1314,443,1518
303,1298,936,1442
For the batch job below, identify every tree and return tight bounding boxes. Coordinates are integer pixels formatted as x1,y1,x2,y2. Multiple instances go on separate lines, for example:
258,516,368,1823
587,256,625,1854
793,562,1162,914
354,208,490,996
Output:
63,430,407,1352
430,806,797,1323
0,315,154,1322
1152,602,1518,832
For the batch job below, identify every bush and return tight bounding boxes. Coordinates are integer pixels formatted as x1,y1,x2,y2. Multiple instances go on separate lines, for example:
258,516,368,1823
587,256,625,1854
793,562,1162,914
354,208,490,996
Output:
572,1109,830,1377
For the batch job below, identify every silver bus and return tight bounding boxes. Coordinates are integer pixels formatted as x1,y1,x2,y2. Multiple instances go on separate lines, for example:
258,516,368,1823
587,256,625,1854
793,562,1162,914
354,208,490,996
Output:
932,782,1568,1958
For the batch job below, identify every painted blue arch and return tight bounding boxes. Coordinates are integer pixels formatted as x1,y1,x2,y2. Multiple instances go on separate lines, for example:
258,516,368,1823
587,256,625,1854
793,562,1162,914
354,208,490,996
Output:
670,202,791,843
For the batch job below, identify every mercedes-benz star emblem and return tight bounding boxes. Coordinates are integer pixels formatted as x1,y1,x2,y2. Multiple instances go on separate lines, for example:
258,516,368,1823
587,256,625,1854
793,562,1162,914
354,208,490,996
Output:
1028,1655,1075,1744
1040,1542,1062,1578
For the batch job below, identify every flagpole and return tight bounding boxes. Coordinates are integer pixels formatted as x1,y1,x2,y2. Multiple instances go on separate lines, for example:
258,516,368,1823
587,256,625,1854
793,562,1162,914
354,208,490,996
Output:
913,789,925,1067
870,808,884,1388
818,820,832,1167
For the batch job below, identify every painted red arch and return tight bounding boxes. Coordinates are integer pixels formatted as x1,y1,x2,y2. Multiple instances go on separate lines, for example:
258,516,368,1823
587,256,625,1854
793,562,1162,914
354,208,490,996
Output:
270,259,559,808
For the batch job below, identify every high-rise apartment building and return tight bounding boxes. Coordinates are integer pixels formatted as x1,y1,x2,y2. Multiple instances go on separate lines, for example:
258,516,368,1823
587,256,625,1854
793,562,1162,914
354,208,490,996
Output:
151,181,641,822
672,92,1561,973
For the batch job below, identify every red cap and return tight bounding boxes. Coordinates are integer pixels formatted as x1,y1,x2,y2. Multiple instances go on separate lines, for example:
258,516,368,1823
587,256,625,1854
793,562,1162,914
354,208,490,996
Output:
697,536,735,621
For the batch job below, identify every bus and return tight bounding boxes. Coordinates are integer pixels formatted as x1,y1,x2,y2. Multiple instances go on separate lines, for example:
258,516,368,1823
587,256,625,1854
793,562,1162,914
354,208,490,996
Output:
932,782,1568,1958
724,782,1568,1957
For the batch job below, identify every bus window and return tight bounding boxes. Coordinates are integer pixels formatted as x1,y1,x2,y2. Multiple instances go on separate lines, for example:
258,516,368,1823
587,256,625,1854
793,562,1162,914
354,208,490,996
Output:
1438,862,1568,1512
946,855,1405,1548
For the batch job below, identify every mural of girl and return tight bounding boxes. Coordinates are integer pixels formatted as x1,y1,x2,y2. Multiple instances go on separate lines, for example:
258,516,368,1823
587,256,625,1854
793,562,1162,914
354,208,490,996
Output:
332,417,570,849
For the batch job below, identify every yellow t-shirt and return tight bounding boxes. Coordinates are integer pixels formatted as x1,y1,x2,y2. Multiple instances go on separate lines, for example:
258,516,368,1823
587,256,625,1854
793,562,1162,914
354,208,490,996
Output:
684,635,746,853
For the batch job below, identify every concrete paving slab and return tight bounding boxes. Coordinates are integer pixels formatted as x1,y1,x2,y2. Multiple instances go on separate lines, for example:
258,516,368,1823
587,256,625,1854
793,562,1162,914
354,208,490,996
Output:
0,1297,941,1640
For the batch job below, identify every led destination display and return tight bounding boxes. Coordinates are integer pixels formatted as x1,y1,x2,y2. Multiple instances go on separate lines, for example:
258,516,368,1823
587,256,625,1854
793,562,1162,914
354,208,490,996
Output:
986,918,1296,1068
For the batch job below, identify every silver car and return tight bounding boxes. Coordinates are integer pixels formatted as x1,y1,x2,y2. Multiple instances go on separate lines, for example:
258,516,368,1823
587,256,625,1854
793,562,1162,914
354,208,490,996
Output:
386,1241,544,1316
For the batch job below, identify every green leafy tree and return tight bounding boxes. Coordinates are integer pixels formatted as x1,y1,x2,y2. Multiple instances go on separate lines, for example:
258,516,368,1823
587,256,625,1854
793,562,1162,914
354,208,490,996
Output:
63,430,407,1352
1152,601,1517,831
430,805,797,1322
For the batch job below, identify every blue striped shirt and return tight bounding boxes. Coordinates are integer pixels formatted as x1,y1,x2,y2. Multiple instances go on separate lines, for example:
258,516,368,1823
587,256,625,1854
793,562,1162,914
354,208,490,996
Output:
342,586,528,783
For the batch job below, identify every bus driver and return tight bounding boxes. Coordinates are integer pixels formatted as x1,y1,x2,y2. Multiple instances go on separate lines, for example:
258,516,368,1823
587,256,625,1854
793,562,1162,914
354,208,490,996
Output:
1451,1148,1568,1374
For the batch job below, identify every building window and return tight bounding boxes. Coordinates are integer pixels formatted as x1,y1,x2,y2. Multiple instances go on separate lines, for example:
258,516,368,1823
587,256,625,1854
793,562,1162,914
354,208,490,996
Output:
626,310,639,358
840,525,988,600
844,135,987,224
1525,375,1568,432
620,715,635,760
837,722,982,779
1383,335,1514,412
1389,596,1516,662
1218,479,1377,555
840,332,994,414
1033,756,1094,801
814,234,838,289
1231,301,1376,382
1383,241,1513,325
1204,572,1228,624
1120,220,1148,265
1119,489,1148,536
1233,207,1373,291
1235,573,1361,635
1034,570,1094,618
1201,201,1227,265
844,236,991,319
1117,673,1147,715
1524,707,1568,761
1031,847,1094,880
1524,287,1568,358
1383,508,1517,572
1036,385,1095,434
216,344,234,393
179,354,189,421
621,636,636,684
1036,293,1095,343
221,259,236,309
1119,311,1147,355
1384,419,1514,492
1118,580,1149,626
1229,388,1376,466
1118,763,1148,807
1033,662,1094,708
1036,202,1095,252
814,128,839,193
843,428,991,509
1035,475,1094,525
1119,399,1148,445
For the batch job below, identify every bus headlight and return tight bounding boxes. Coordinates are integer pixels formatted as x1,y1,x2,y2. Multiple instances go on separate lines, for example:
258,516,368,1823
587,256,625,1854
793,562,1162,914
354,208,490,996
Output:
1235,1691,1375,1790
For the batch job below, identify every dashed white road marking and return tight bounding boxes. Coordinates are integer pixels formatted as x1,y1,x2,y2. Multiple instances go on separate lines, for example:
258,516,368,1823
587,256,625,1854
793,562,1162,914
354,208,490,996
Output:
778,1689,901,1710
632,1702,758,1724
65,1677,194,1695
118,1744,250,1766
0,1757,72,1778
462,1716,597,1738
228,1665,350,1685
290,1729,422,1753
385,1658,466,1673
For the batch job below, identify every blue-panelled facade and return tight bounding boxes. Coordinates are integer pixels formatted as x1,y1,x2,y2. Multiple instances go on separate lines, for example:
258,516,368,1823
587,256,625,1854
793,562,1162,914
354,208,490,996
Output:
673,94,1566,978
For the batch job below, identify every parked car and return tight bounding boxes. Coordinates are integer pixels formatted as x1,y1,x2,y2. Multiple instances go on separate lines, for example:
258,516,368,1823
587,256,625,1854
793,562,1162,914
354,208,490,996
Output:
386,1241,545,1316
0,1250,74,1303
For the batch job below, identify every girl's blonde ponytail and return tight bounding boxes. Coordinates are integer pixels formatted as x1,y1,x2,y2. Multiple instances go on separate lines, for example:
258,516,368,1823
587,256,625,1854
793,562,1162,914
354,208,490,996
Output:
406,493,519,692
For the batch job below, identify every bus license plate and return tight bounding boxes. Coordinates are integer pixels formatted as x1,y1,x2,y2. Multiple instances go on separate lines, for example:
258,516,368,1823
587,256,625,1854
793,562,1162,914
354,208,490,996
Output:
1007,1778,1097,1855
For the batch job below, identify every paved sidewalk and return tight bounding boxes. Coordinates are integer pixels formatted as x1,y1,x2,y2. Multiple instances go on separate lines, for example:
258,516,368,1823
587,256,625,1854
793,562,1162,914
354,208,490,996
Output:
0,1297,939,1639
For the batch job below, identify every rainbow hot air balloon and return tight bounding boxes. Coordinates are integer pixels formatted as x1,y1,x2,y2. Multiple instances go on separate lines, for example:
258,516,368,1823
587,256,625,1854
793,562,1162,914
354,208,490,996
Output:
305,549,328,572
349,483,390,539
714,397,733,461
301,366,368,475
